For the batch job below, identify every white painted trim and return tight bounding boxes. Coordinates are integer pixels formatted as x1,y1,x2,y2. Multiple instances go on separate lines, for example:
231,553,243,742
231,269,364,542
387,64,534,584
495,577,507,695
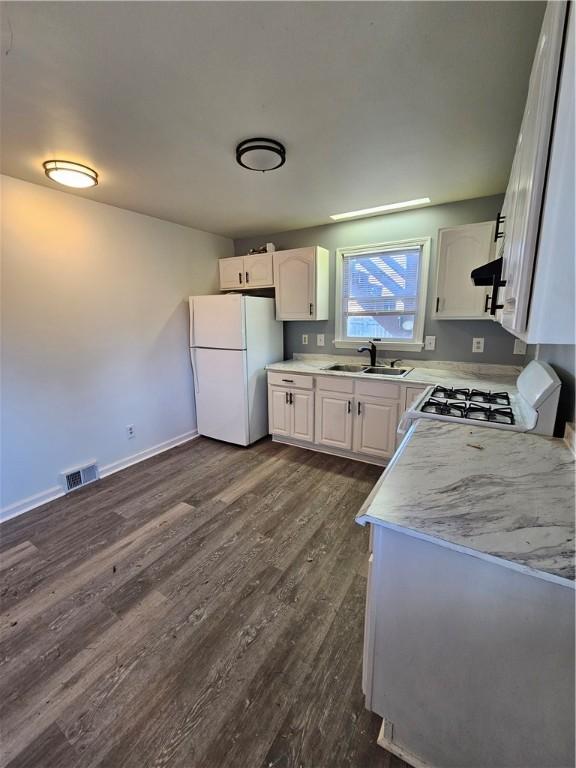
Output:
334,237,431,352
0,430,199,523
377,719,432,768
271,434,388,467
0,486,65,523
99,430,199,478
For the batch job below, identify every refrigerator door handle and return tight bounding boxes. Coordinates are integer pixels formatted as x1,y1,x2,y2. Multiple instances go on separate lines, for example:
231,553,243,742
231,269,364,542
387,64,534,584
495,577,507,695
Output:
190,348,199,394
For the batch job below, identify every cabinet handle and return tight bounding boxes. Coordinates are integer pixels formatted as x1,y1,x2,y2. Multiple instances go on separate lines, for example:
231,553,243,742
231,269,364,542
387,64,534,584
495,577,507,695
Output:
435,297,440,313
484,294,491,313
347,400,351,413
357,401,361,415
309,303,313,316
289,392,293,405
238,272,243,284
245,271,249,284
281,378,294,383
495,211,506,242
285,391,289,404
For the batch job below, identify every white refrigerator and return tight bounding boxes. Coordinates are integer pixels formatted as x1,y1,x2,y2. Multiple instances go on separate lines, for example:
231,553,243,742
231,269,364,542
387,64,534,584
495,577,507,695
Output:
189,294,283,446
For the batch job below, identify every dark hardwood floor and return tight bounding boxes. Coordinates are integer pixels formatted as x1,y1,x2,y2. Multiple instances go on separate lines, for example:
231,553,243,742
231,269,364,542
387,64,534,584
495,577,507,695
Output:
0,437,409,768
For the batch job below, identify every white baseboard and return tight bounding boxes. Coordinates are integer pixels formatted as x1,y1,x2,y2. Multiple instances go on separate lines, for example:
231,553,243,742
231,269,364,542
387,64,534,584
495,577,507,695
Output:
0,430,199,524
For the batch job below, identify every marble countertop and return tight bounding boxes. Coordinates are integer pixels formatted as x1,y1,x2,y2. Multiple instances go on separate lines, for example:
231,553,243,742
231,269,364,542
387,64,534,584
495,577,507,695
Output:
266,355,520,391
357,420,575,586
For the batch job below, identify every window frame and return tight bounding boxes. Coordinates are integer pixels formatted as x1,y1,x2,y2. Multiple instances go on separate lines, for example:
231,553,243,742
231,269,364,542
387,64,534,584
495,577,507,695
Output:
334,237,431,351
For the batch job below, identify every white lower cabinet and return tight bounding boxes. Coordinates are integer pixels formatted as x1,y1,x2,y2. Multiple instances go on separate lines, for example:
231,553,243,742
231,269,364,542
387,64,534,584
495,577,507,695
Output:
353,396,399,459
291,390,314,442
315,390,353,451
269,372,411,462
268,385,314,443
269,386,292,437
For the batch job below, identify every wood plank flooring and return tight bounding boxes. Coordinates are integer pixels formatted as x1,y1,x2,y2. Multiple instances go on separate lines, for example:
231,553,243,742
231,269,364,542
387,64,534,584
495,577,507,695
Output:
0,437,409,768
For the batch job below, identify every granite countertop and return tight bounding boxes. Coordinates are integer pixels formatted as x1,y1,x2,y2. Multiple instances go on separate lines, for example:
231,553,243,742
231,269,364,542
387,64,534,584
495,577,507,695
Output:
356,420,576,586
266,355,520,391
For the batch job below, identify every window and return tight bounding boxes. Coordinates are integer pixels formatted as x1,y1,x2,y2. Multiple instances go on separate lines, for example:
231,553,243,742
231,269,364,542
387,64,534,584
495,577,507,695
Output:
335,238,430,350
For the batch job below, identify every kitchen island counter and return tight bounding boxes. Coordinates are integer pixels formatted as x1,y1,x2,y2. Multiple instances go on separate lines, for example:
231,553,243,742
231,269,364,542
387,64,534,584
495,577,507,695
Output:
357,419,575,585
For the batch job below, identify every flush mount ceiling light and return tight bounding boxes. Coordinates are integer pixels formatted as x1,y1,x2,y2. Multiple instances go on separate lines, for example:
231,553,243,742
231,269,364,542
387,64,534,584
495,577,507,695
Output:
236,138,286,172
43,160,98,188
330,197,431,221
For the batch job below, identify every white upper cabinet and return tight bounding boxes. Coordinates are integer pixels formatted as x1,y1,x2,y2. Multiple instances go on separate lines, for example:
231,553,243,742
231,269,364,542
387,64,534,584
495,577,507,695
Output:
243,253,274,288
219,253,274,290
496,1,569,339
434,222,495,320
273,247,329,321
219,256,245,290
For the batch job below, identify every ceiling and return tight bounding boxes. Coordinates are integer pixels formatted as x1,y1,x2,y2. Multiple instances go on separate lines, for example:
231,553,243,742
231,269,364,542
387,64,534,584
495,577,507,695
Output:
0,1,544,238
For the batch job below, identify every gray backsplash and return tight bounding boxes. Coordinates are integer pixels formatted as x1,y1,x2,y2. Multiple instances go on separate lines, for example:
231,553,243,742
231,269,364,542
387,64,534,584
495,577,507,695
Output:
234,194,525,365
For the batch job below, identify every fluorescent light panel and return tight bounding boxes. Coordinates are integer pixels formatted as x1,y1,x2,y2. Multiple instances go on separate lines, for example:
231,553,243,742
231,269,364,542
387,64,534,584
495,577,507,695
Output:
330,197,431,221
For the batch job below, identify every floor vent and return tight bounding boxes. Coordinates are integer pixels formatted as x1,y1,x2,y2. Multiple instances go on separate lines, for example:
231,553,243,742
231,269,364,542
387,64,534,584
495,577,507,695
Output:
61,462,100,493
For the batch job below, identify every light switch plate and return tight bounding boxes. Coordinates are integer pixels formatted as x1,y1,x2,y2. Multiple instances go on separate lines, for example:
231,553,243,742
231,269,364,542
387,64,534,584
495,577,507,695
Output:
513,339,527,355
316,334,325,347
472,337,485,353
302,334,308,345
424,335,436,351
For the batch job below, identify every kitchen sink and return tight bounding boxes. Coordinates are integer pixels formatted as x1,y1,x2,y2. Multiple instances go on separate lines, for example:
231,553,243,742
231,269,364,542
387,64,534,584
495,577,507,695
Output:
363,367,411,377
325,364,368,372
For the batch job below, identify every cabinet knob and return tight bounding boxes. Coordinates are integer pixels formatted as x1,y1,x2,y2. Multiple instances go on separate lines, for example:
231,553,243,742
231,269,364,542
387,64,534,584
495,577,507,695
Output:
238,272,243,284
347,400,351,413
309,303,314,316
245,271,249,284
357,402,362,415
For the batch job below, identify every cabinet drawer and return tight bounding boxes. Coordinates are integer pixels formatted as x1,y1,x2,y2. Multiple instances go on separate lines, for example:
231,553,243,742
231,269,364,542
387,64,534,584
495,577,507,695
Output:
315,375,354,394
268,371,313,390
355,379,400,400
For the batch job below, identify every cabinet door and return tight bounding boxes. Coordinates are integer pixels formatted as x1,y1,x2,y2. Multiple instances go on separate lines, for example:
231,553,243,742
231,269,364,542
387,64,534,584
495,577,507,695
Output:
244,253,274,288
268,386,291,437
434,223,494,319
353,397,399,460
291,390,314,442
273,248,315,320
219,256,245,290
403,386,427,411
499,2,567,335
315,391,353,450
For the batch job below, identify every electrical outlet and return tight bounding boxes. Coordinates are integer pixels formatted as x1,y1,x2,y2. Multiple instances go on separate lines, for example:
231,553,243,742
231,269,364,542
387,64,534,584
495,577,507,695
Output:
424,335,436,351
513,339,527,355
302,334,308,345
126,424,135,439
316,334,325,347
472,337,485,353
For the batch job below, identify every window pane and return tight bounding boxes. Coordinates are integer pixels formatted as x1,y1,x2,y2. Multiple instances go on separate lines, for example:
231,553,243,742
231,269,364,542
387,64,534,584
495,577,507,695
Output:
346,314,415,339
344,250,420,303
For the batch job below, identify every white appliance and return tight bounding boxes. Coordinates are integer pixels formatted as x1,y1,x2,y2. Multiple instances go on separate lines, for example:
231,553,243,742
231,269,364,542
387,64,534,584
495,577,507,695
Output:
399,360,561,437
189,294,283,446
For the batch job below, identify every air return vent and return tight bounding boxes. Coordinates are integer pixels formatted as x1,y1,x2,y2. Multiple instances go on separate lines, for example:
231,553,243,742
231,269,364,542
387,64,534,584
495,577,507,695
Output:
61,462,100,493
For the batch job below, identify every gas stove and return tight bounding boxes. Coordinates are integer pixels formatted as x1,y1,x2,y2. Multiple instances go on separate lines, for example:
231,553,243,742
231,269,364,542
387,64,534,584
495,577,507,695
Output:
398,361,561,437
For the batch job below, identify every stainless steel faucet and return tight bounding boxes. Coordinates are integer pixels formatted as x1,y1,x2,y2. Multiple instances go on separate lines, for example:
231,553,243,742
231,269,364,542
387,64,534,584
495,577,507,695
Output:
357,341,377,367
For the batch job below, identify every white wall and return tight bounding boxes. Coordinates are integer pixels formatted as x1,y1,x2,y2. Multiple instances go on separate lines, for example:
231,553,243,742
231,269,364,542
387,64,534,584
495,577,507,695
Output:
1,175,233,517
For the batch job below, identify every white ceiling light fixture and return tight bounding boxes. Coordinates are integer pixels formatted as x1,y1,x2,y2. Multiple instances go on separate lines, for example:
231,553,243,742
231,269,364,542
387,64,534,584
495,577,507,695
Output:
43,160,98,188
236,138,286,172
330,197,431,221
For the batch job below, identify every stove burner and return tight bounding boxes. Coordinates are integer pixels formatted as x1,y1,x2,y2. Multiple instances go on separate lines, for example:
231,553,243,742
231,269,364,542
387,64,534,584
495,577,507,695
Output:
421,398,467,417
468,389,511,406
430,386,470,401
465,403,515,425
